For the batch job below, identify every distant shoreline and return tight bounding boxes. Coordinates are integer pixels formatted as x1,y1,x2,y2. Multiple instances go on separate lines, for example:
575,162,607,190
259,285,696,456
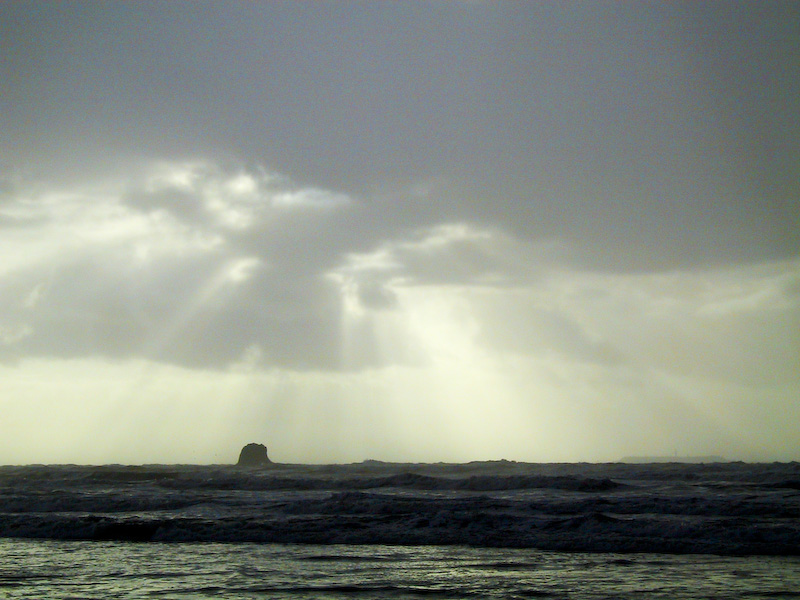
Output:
10,457,800,468
618,456,728,464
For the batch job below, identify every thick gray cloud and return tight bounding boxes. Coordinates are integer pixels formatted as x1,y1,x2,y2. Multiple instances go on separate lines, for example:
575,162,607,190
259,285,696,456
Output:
3,1,798,269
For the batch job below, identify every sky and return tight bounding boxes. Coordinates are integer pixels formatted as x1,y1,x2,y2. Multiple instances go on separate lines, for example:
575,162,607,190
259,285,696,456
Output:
1,1,798,464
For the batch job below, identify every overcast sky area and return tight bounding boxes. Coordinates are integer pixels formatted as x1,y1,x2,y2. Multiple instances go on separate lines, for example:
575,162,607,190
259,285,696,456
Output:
1,1,798,464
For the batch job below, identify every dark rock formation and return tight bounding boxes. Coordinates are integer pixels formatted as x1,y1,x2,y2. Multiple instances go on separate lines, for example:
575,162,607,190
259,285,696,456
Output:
237,443,271,466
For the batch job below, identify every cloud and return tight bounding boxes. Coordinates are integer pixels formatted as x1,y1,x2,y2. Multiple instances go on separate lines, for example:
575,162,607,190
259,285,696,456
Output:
0,161,355,369
0,158,798,462
3,158,797,395
535,260,800,386
327,222,554,310
132,160,351,231
325,218,799,390
271,188,351,210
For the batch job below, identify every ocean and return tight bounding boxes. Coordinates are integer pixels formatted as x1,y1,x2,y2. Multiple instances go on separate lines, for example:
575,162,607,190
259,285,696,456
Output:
3,539,800,599
1,461,798,598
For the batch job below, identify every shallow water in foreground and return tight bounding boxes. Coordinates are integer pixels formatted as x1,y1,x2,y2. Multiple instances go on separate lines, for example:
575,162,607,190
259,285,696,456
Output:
2,539,800,600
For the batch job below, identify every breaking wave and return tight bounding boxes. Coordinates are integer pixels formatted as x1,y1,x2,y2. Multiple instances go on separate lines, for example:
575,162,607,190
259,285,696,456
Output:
1,461,798,554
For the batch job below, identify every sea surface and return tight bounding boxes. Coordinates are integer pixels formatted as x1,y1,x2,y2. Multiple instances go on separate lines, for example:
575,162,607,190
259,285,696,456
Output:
2,539,800,599
1,461,799,598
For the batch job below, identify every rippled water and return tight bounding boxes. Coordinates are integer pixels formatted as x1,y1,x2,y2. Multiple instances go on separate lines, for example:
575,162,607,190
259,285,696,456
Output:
2,462,799,554
2,540,799,599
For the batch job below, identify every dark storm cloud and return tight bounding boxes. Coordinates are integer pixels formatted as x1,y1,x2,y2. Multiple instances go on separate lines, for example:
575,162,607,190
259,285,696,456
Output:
3,1,798,271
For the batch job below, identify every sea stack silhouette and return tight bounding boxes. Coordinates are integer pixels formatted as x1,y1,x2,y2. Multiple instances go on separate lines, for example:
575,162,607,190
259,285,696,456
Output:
237,443,271,466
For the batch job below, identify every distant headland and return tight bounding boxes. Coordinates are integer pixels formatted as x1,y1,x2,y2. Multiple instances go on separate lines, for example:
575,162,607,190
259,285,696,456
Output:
619,455,727,464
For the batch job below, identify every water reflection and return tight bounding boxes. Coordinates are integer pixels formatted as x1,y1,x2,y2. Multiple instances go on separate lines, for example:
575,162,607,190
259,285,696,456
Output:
0,540,798,599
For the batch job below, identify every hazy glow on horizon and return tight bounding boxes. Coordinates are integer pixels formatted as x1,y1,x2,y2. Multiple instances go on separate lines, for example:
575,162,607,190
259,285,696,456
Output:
1,1,798,464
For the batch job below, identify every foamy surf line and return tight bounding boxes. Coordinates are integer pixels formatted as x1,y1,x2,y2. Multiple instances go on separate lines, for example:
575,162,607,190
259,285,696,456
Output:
1,461,798,555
